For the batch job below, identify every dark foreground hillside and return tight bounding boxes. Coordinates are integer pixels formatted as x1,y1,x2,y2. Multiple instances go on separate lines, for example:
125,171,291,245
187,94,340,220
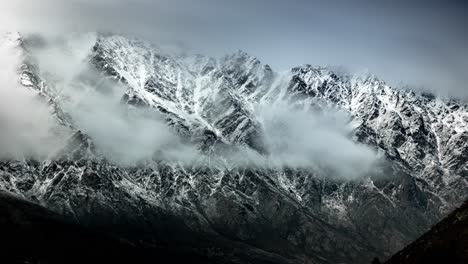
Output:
0,191,218,264
385,199,468,264
0,190,298,264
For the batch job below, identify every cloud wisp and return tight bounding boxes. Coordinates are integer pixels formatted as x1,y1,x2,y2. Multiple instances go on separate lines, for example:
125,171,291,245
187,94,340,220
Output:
224,102,379,179
0,33,66,160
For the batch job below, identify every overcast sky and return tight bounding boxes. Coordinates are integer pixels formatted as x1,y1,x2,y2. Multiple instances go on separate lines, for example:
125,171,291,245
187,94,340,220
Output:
1,0,467,96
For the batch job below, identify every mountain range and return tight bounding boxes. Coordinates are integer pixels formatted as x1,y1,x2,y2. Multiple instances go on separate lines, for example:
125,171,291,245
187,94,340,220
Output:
0,31,467,263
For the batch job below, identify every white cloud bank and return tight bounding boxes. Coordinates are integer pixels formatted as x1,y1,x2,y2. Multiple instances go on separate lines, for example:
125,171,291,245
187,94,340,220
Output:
256,103,378,178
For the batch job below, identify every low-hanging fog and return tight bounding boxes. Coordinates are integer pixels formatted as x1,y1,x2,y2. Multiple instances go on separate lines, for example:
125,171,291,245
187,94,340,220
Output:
256,103,377,178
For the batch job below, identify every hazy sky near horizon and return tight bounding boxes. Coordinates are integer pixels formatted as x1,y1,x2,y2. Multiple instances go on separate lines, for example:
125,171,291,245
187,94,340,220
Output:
1,0,467,96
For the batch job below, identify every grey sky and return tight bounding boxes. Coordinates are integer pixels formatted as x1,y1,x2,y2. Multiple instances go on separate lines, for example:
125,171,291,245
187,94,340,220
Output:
1,0,467,96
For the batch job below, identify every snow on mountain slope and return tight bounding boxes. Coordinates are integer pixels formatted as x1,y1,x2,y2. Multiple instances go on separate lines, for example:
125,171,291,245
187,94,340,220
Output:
1,32,467,264
91,36,267,154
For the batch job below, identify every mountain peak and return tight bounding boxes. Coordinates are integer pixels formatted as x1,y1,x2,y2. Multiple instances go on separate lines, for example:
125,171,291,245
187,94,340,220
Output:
0,31,21,43
0,31,23,52
222,49,260,65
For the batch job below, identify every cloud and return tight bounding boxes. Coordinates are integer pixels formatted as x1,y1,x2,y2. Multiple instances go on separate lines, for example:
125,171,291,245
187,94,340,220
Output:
255,103,378,178
0,33,66,159
65,81,199,165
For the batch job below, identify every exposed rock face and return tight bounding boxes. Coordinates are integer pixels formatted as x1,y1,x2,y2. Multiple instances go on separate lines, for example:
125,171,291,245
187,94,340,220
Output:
0,32,467,264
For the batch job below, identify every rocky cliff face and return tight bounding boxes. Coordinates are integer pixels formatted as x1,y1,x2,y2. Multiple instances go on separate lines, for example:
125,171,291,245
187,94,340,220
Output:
0,32,467,264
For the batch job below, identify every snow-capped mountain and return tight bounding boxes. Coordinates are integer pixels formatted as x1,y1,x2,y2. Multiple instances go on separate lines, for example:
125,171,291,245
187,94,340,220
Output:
0,32,467,264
